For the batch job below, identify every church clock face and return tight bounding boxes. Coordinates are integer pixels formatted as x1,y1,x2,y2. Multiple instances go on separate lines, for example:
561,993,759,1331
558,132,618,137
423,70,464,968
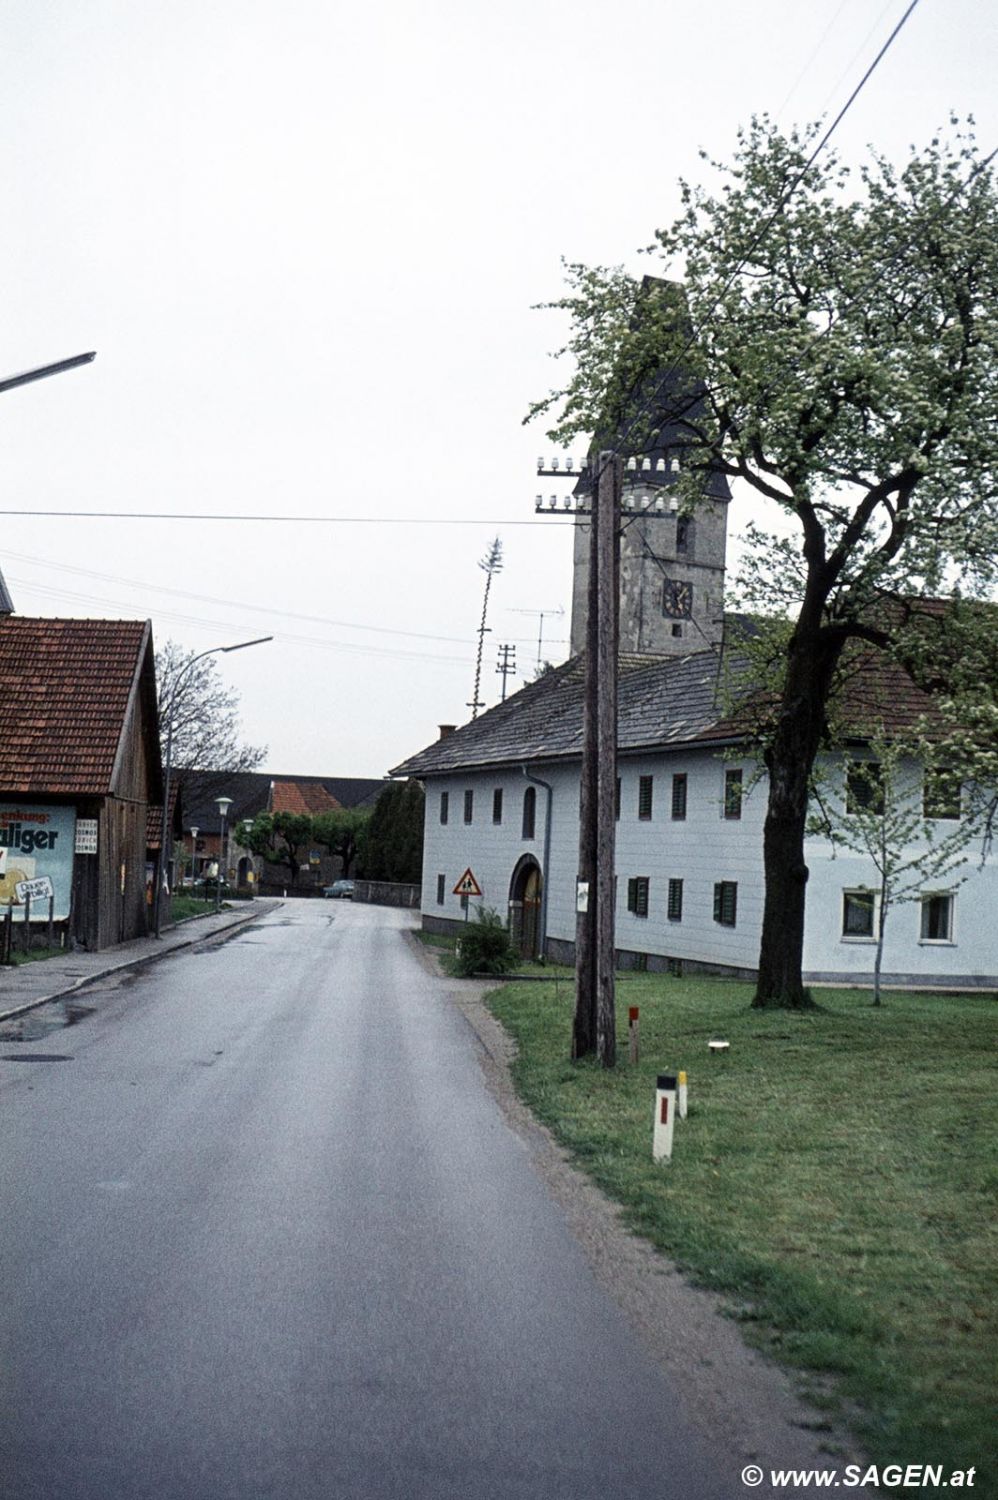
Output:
662,578,693,619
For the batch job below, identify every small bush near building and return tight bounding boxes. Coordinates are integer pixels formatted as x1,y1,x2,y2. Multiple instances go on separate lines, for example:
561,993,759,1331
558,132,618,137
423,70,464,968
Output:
454,907,517,977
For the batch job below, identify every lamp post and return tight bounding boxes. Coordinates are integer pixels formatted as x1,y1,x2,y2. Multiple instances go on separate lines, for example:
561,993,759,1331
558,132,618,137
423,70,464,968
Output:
189,826,199,889
154,635,272,937
215,797,233,912
0,351,96,395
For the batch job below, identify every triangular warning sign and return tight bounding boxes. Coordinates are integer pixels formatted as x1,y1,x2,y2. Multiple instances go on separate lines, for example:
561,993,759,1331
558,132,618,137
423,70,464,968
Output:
452,867,483,897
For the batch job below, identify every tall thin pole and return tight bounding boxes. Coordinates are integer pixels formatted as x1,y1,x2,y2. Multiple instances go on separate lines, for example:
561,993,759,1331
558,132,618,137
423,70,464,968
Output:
572,451,620,1065
595,452,621,1067
496,643,516,700
469,537,502,718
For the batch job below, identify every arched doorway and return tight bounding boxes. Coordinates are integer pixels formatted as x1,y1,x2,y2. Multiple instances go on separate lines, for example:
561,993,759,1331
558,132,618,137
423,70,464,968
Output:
508,855,543,960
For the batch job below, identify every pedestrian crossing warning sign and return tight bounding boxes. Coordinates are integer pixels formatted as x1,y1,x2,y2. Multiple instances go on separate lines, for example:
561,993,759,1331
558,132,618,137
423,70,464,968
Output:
452,868,482,897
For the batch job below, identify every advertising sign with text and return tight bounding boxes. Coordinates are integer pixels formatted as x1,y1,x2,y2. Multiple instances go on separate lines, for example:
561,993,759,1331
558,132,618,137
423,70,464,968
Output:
0,803,76,919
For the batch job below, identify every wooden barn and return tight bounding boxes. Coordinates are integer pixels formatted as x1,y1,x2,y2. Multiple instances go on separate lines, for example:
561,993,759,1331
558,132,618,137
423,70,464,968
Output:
0,616,163,950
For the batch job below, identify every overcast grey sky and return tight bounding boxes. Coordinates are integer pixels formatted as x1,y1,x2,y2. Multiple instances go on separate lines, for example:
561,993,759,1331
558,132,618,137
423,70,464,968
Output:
1,0,995,776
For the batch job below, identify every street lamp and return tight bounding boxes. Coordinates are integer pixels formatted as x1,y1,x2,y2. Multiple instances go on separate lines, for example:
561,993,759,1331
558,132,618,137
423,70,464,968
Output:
154,635,272,937
189,825,199,888
0,351,96,396
215,797,233,912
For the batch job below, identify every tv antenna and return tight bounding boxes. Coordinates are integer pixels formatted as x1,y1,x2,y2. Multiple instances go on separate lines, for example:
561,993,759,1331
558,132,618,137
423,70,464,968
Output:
509,604,565,670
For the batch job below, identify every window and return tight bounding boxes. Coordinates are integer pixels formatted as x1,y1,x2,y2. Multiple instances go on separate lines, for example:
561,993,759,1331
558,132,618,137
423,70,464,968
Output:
842,890,875,939
923,769,961,821
675,517,692,555
626,877,650,917
920,893,954,942
724,767,743,820
522,785,536,839
671,623,683,638
436,873,446,906
846,761,884,815
440,791,449,825
638,775,654,820
615,776,621,820
463,789,474,824
492,787,503,824
713,880,737,927
667,878,683,921
671,773,688,820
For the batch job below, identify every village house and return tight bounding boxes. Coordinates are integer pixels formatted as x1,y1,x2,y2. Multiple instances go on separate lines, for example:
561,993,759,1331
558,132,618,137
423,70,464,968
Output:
392,444,998,988
176,769,384,893
0,611,162,950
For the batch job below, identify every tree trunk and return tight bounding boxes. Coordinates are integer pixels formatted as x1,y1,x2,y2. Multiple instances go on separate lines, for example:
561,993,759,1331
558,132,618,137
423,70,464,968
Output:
872,878,888,1007
753,627,843,1010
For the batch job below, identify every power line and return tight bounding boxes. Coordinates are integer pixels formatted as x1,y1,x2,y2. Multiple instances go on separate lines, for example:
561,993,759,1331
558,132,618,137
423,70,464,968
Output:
2,549,568,651
0,509,569,526
584,0,926,489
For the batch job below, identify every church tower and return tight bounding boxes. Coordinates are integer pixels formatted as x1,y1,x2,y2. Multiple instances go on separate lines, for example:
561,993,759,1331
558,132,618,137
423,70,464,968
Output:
566,441,730,658
560,278,731,658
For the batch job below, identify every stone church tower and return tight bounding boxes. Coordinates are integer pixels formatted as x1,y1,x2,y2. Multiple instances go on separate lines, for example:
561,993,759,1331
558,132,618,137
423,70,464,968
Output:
567,442,730,658
562,277,731,658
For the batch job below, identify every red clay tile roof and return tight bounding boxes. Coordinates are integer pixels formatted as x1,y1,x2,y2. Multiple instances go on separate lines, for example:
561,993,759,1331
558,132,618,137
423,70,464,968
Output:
0,617,153,795
270,779,342,816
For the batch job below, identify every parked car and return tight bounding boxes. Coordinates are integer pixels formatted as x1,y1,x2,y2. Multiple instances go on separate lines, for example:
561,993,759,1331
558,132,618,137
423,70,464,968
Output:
322,880,355,899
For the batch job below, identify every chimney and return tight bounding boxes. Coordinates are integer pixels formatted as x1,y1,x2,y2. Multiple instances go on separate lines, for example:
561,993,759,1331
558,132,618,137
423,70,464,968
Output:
438,724,456,740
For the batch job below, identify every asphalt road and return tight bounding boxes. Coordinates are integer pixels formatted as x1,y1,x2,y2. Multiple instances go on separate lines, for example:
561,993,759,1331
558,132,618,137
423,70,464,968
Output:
0,900,731,1500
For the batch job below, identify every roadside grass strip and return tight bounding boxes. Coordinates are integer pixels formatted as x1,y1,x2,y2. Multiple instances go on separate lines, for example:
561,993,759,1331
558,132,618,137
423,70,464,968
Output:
169,896,218,922
484,976,997,1488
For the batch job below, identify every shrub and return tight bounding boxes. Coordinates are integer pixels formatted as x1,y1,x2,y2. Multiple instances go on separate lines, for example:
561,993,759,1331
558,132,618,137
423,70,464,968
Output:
453,906,517,977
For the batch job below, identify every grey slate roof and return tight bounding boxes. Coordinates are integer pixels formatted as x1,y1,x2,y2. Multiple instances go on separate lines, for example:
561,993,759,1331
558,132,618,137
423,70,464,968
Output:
391,648,731,779
177,770,387,829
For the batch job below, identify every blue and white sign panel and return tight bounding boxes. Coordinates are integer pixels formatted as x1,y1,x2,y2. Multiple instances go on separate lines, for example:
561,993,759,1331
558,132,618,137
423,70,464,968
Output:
0,803,76,919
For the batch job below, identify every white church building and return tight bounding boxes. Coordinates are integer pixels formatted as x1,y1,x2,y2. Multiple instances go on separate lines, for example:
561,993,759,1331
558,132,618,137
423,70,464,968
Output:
392,444,997,989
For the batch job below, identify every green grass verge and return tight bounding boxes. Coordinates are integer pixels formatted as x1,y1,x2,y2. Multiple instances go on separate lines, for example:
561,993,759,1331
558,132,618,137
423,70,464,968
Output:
169,896,217,922
416,930,459,952
7,945,66,966
485,975,997,1485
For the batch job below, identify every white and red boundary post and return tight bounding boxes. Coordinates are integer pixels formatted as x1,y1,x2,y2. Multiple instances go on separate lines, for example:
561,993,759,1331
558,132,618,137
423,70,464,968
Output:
653,1073,677,1162
678,1069,688,1120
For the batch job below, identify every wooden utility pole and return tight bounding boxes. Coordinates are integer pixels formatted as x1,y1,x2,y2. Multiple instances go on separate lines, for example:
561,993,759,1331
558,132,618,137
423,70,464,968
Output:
573,451,620,1065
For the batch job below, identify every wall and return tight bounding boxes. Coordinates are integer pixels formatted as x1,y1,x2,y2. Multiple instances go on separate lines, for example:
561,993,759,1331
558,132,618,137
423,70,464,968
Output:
354,880,419,908
802,752,998,987
418,748,998,985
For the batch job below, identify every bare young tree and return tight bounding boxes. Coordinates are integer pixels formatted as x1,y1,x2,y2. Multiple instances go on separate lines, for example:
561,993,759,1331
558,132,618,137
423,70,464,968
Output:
156,640,267,772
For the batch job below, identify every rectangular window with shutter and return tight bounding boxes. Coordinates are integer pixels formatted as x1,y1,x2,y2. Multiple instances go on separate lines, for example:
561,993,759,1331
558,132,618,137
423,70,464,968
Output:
638,775,654,820
626,877,650,917
671,774,687,820
667,878,683,921
713,880,737,927
492,787,503,824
